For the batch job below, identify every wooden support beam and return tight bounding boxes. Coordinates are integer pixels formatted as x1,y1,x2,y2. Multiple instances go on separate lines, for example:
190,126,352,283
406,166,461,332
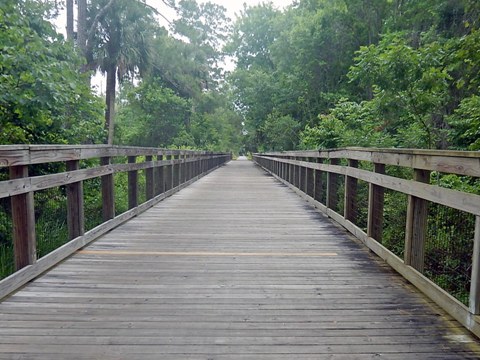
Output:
10,165,36,270
179,153,184,185
314,158,324,204
101,157,115,221
185,154,191,181
344,159,359,222
297,158,302,190
326,158,339,210
165,155,173,192
66,160,85,239
306,158,315,198
289,158,294,185
302,158,308,194
367,163,385,242
173,154,179,188
155,154,164,195
145,156,154,200
404,169,430,272
128,156,138,210
470,216,480,314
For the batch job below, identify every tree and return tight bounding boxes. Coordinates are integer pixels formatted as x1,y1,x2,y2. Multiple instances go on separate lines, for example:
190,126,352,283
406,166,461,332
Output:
116,80,191,147
66,0,74,41
172,0,231,90
0,0,104,144
85,0,158,144
225,3,279,71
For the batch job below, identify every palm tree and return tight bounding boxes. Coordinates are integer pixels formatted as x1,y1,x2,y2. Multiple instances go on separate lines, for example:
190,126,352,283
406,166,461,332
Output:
85,0,157,144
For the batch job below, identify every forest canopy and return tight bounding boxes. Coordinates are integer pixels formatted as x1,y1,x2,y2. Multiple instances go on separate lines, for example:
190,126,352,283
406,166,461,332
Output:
1,0,479,153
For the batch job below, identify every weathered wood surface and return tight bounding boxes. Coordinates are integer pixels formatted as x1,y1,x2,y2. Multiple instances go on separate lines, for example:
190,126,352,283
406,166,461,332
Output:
259,156,480,216
0,159,479,359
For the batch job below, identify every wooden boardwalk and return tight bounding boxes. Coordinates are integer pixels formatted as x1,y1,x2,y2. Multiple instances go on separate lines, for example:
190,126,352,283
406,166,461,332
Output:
1,159,480,359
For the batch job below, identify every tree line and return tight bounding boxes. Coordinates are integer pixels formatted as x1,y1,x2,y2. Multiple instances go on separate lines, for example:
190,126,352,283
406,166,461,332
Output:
228,0,480,152
1,0,479,153
1,0,242,153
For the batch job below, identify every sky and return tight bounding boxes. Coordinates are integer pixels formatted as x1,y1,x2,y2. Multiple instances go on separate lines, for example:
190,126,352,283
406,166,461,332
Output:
152,0,294,23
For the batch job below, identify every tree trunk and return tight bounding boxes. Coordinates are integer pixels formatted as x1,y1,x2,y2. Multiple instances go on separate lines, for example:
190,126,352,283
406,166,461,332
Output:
77,0,87,54
105,66,117,145
66,0,74,42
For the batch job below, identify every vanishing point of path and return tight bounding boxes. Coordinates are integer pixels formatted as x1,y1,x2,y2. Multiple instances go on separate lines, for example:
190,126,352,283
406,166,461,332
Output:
0,159,479,359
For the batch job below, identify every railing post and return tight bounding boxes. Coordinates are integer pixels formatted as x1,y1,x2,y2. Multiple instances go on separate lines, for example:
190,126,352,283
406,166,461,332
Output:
173,153,179,187
101,156,115,221
404,169,430,272
344,159,359,222
128,156,138,209
165,154,173,191
155,154,164,195
470,216,480,314
145,155,154,200
192,153,197,178
179,151,184,185
314,158,324,204
66,160,85,239
185,153,191,181
292,156,296,185
326,158,339,209
302,157,308,193
367,163,385,241
297,157,302,190
10,165,36,270
288,157,294,184
306,158,315,198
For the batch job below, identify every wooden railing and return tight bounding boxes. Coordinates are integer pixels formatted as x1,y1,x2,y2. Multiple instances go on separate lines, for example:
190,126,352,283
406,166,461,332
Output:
0,145,231,297
254,148,480,337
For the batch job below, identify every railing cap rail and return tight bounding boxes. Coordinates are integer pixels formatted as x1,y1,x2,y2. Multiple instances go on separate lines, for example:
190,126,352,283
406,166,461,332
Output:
255,147,480,177
0,145,230,167
257,147,480,159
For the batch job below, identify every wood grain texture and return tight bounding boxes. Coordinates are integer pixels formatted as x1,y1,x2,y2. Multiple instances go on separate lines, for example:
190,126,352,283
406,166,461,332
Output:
0,160,479,359
261,148,480,177
9,165,36,270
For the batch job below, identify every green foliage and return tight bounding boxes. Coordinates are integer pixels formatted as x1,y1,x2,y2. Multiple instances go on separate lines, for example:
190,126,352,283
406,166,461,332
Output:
300,99,396,149
186,106,242,152
172,0,230,87
226,0,479,152
300,118,345,150
116,80,191,147
116,79,242,153
348,33,452,148
262,112,300,151
225,3,279,70
87,0,157,78
0,0,105,144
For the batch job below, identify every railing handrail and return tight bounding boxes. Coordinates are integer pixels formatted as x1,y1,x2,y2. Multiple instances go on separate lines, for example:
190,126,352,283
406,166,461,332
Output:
254,148,480,338
0,144,227,167
0,145,231,299
259,147,480,177
263,146,480,158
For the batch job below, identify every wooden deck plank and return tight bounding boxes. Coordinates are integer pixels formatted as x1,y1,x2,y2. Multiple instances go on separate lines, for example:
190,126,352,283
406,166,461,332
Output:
1,159,480,359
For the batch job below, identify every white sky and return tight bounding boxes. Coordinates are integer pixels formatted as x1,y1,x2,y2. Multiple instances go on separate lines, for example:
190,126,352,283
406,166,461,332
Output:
152,0,294,24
